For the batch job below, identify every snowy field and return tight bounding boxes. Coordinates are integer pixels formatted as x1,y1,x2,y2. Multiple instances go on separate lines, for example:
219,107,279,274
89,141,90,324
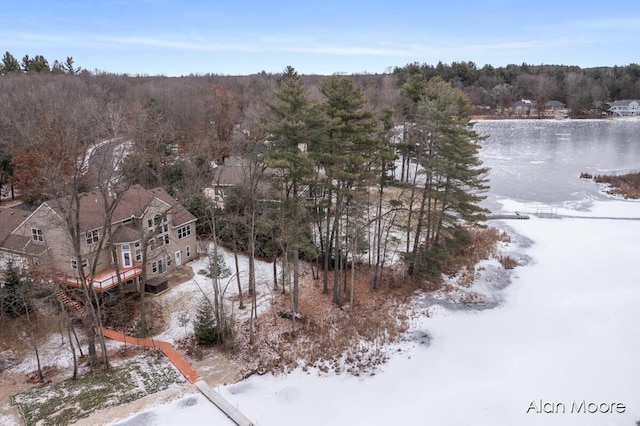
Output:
110,197,640,426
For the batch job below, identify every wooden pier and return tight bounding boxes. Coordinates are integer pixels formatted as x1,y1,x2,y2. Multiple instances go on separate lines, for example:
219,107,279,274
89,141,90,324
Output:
487,212,530,220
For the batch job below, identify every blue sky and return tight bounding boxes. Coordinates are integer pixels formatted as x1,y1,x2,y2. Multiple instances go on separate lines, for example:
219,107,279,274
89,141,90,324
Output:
1,0,639,76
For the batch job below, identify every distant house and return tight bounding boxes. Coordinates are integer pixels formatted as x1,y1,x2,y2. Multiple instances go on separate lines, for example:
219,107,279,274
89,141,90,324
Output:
610,100,640,116
511,99,566,117
209,155,317,208
0,185,197,294
209,157,271,206
512,99,535,116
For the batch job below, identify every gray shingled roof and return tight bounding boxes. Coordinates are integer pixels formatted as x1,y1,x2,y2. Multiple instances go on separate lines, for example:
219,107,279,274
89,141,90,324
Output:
0,208,30,247
45,184,195,233
110,225,143,243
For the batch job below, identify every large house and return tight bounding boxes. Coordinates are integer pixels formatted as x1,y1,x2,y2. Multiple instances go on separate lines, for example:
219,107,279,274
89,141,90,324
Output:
610,100,640,116
511,99,567,117
0,185,197,294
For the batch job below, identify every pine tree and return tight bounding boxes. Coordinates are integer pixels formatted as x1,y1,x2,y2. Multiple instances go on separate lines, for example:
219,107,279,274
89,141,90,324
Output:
0,51,20,74
314,75,376,304
408,78,489,277
263,66,316,314
0,261,32,318
193,299,218,344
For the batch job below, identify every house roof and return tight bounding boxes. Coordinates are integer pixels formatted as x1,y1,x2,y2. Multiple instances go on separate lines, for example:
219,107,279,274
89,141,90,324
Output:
611,99,640,107
1,234,48,256
546,100,565,107
146,187,197,227
44,184,196,233
110,225,143,243
0,208,30,247
213,157,249,186
513,99,565,108
211,156,275,199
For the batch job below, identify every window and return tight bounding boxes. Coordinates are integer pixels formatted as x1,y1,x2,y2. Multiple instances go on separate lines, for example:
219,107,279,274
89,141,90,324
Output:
186,246,191,258
122,243,132,267
154,214,166,227
31,228,44,242
166,254,172,267
178,224,191,239
134,242,142,261
71,258,88,269
152,259,167,274
86,229,99,245
150,214,170,248
159,259,167,273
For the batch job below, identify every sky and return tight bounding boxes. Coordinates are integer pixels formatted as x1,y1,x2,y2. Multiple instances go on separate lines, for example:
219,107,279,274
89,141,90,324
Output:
1,0,639,76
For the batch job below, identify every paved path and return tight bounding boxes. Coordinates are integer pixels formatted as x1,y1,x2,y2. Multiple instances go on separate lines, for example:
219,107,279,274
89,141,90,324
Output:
100,328,254,425
101,327,202,383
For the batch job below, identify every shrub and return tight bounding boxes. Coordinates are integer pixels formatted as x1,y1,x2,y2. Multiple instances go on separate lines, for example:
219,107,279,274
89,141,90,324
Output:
193,299,234,345
499,255,518,269
193,301,218,344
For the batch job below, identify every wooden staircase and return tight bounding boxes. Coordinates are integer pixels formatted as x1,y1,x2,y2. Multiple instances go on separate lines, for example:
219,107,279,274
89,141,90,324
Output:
53,284,86,320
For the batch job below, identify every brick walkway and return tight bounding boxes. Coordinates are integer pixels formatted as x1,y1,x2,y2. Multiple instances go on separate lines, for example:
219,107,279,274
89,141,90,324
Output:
100,327,254,425
100,327,201,383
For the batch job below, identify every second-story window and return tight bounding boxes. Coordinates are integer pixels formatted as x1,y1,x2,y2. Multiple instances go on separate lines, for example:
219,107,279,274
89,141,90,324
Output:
86,229,99,245
134,242,142,261
178,224,191,239
71,258,88,269
31,228,44,242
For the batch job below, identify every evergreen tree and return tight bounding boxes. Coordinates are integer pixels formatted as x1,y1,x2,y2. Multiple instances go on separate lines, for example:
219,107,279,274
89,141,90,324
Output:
315,75,376,304
263,66,316,314
64,56,79,74
193,299,218,344
22,54,50,73
0,261,32,318
0,51,20,74
409,78,489,277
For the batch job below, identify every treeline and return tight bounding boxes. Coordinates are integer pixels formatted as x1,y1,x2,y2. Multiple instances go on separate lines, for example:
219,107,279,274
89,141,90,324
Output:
394,61,640,115
0,51,81,75
4,50,640,116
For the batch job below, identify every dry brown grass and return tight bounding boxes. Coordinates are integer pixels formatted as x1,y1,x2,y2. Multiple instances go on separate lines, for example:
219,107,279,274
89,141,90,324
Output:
498,255,518,270
442,227,508,279
594,171,640,199
228,267,413,377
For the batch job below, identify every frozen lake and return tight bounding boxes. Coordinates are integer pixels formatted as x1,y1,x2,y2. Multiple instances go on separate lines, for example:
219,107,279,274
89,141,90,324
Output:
113,119,640,426
476,118,640,209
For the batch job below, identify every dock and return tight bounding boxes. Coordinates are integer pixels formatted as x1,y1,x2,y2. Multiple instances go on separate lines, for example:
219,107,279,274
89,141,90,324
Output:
487,212,530,220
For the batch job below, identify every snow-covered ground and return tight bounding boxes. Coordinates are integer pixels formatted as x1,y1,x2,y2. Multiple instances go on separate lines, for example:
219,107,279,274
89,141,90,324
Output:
154,245,280,345
110,393,234,426
114,198,640,426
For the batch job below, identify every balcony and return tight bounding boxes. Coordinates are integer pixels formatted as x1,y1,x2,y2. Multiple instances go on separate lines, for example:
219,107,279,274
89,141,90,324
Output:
60,266,143,293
